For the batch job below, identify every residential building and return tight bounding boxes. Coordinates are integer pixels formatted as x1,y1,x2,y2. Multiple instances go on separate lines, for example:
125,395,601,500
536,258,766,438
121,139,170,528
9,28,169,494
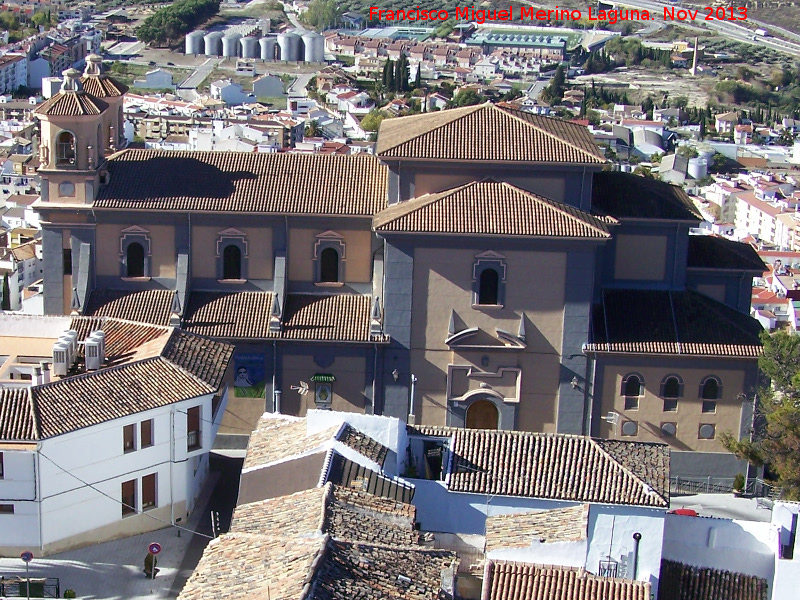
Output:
0,54,27,95
715,111,738,135
0,239,41,310
0,314,234,555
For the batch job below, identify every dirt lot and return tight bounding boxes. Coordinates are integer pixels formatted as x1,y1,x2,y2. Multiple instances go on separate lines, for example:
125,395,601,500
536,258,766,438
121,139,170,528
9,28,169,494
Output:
572,67,713,107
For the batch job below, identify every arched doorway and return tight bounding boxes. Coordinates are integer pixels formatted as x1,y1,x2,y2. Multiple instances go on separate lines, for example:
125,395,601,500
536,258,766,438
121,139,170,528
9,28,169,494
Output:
466,400,499,429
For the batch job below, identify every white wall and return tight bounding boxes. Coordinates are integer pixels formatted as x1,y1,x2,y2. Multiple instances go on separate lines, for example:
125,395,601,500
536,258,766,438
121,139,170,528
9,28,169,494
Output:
488,539,587,568
586,506,665,596
0,450,36,500
662,513,774,582
772,502,800,600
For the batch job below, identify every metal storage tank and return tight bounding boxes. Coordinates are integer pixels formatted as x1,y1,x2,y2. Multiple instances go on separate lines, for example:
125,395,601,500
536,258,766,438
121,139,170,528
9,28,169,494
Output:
698,145,715,163
688,157,708,180
277,32,301,61
186,30,204,56
259,36,277,61
204,32,223,56
222,32,242,58
241,36,260,59
301,31,324,63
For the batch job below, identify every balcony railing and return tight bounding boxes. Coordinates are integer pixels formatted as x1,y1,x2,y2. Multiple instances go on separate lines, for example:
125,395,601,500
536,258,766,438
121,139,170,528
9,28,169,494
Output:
0,577,60,598
187,429,201,451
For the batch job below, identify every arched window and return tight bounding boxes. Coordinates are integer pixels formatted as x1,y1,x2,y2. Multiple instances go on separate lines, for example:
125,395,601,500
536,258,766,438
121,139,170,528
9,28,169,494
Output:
701,376,721,413
320,247,339,283
466,399,499,429
126,242,145,278
478,268,499,305
622,374,643,410
56,131,76,166
223,244,242,280
661,375,683,412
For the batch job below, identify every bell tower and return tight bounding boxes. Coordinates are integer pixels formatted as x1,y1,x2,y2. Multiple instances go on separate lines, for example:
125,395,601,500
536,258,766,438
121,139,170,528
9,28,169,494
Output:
35,67,108,205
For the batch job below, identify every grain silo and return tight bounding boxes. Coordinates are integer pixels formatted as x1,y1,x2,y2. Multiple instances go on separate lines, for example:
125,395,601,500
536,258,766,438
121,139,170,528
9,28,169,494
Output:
688,157,708,180
204,32,223,57
185,30,205,56
301,31,324,63
222,32,242,58
241,36,260,59
277,31,301,61
259,36,277,61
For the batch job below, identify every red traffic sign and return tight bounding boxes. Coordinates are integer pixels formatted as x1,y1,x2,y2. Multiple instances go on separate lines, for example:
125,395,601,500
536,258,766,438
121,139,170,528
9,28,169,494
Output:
148,543,162,555
20,551,33,562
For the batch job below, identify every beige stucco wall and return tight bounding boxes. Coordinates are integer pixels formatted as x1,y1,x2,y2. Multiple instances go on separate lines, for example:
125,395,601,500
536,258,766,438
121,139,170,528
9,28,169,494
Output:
96,224,175,278
280,354,367,416
597,364,746,452
288,228,372,283
614,235,667,281
410,247,566,430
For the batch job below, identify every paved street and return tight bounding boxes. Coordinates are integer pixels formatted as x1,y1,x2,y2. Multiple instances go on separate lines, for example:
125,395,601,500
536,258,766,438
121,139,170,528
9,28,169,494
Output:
0,455,242,600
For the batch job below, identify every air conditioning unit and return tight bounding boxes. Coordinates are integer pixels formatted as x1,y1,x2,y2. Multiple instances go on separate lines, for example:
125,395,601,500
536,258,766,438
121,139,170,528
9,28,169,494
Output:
52,342,69,376
85,340,101,370
90,330,106,364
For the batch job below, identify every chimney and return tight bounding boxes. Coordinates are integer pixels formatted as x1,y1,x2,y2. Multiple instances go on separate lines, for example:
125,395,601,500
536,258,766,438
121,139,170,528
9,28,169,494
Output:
33,365,42,385
40,361,50,384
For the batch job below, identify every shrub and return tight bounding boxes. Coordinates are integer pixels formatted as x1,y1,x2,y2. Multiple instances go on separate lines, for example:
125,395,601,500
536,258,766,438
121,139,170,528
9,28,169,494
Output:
64,590,77,599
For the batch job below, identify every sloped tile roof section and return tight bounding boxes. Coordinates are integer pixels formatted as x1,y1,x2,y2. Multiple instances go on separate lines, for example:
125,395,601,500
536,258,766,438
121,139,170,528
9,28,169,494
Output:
485,561,650,600
84,289,174,327
377,103,606,164
231,486,327,537
0,388,36,441
326,452,415,504
283,294,388,343
30,328,233,439
325,485,418,546
183,291,274,339
70,316,170,364
337,423,389,466
445,429,668,507
373,180,612,238
80,74,129,98
35,91,108,117
658,560,768,600
592,171,702,221
94,150,388,215
588,289,763,357
243,415,338,470
178,533,326,600
687,235,767,272
313,540,457,600
485,504,589,552
594,439,670,502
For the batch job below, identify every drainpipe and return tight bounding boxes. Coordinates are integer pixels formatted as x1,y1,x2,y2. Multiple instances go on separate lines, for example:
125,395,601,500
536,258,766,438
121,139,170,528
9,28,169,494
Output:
170,408,175,530
272,340,279,413
36,448,43,553
631,532,642,580
408,374,417,425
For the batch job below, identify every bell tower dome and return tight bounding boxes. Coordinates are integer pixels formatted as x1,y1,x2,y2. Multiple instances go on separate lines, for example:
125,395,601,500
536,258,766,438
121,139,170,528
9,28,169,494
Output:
80,54,129,155
35,68,108,204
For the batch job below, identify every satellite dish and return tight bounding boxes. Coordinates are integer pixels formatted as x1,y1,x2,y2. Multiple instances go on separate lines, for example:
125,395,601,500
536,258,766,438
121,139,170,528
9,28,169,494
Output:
291,381,309,395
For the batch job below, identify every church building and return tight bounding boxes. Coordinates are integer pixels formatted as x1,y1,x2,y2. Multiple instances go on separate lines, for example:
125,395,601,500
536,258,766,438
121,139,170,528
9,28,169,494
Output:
33,58,765,479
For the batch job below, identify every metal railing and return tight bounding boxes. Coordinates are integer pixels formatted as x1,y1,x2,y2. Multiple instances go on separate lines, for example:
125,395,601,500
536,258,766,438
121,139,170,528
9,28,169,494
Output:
670,476,780,498
0,577,60,598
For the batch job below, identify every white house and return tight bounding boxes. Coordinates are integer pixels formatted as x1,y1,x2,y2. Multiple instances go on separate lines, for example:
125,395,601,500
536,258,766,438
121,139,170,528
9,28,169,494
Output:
0,315,233,555
132,69,175,91
0,240,42,311
210,80,255,106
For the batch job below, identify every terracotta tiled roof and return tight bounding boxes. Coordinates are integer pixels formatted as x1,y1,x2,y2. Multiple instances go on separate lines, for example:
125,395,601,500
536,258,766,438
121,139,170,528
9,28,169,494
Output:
592,172,702,221
373,180,612,238
337,423,389,466
232,486,327,537
79,74,129,98
687,236,766,272
0,387,36,441
35,91,108,117
485,504,589,552
414,426,668,507
84,289,174,327
10,240,37,261
377,103,606,164
69,316,170,365
183,291,274,339
30,328,233,439
313,540,457,600
283,294,387,343
178,533,325,600
94,150,388,216
658,560,768,600
243,415,338,470
485,561,650,600
588,289,763,357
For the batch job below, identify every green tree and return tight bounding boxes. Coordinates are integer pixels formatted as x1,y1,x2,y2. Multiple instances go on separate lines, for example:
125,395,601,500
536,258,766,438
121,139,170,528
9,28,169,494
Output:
360,110,385,132
414,65,422,90
722,331,800,499
31,11,49,28
541,65,566,105
299,0,342,30
677,145,699,159
304,119,321,137
451,88,481,107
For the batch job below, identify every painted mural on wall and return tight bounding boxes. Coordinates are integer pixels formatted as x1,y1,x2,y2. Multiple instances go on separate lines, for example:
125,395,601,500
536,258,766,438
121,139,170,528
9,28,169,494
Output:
233,353,266,398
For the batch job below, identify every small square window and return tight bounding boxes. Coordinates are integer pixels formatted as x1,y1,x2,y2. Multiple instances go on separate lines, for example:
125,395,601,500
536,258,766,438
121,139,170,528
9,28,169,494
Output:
0,504,14,514
624,396,639,411
663,398,678,412
123,423,136,453
140,419,153,449
702,400,717,414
